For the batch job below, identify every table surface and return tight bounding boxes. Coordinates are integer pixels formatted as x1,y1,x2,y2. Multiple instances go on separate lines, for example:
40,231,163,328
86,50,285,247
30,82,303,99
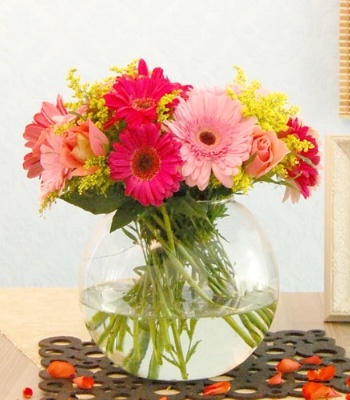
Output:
0,289,349,399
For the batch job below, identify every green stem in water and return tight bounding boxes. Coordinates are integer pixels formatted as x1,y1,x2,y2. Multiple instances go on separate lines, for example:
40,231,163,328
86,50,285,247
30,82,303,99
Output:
170,320,189,380
223,315,258,348
123,319,150,375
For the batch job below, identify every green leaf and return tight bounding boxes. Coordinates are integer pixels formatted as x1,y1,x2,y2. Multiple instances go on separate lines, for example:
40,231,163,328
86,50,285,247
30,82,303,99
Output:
110,200,143,232
122,226,139,244
61,184,125,214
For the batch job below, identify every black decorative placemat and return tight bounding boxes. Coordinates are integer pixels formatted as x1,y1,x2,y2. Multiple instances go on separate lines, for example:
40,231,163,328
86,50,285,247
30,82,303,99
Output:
38,330,350,400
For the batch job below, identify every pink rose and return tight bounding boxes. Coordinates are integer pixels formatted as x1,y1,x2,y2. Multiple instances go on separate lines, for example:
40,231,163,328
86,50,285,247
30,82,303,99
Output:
246,127,289,178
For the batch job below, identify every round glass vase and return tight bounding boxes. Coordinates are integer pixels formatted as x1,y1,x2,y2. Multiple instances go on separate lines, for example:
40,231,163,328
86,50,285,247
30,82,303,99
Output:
79,197,279,381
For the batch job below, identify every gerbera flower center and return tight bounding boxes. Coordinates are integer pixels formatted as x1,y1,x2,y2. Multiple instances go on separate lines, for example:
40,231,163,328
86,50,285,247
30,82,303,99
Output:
198,129,218,147
131,147,160,180
132,97,156,111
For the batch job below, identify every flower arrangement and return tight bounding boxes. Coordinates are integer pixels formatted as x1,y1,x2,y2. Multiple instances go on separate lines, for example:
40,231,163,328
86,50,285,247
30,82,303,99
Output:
23,58,320,212
23,59,321,380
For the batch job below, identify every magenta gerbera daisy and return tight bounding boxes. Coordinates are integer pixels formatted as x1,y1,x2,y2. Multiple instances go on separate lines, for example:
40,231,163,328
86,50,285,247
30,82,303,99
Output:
165,88,257,190
108,123,183,206
104,59,190,129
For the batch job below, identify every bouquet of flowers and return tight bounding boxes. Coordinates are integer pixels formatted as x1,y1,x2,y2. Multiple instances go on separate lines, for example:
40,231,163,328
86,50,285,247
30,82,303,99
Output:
23,59,321,380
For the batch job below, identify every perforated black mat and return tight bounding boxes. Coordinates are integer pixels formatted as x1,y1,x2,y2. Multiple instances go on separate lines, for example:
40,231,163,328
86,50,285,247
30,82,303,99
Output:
38,330,350,399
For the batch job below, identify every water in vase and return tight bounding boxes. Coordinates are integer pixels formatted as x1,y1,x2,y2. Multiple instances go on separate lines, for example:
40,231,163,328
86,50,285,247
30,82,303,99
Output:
80,280,277,381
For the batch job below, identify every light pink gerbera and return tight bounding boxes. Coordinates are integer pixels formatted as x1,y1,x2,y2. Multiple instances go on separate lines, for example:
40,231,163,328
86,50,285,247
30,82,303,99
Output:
108,123,183,206
39,133,71,201
166,88,257,190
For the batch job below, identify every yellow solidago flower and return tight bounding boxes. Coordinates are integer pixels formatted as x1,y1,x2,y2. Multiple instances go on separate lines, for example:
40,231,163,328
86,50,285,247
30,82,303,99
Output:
157,90,181,122
231,167,254,194
110,59,139,78
39,191,59,214
282,134,315,154
226,66,299,133
77,156,111,195
65,69,114,128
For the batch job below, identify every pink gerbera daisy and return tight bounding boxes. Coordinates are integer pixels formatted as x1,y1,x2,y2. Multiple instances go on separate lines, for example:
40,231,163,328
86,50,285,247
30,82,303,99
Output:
40,132,71,201
108,123,183,206
104,59,190,129
23,95,69,178
281,117,321,203
165,88,257,190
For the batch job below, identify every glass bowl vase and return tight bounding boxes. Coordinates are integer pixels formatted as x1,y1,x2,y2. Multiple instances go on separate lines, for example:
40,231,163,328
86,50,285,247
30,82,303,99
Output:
78,197,279,381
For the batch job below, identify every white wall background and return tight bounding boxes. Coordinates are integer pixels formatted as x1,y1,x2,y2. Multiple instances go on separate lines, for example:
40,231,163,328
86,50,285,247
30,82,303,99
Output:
1,0,348,290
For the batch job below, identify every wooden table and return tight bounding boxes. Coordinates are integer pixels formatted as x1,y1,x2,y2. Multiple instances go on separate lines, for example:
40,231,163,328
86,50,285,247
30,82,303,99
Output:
0,289,349,399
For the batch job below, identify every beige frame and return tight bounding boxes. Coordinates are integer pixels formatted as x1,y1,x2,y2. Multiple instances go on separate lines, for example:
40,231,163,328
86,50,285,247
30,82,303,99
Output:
324,135,350,321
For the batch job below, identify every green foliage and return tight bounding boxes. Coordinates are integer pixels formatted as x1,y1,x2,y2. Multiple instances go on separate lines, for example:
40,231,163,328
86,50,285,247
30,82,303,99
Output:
110,200,144,233
61,184,125,214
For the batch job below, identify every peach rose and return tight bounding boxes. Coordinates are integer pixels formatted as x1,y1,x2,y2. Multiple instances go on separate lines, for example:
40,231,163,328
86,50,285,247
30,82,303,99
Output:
245,127,289,178
61,120,108,176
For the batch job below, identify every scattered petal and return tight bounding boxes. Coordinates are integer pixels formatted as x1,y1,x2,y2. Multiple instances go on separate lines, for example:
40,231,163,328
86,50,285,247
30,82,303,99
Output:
346,394,350,400
301,356,323,365
307,366,336,382
47,360,76,378
276,358,301,373
346,377,350,387
73,376,95,389
302,382,340,400
307,370,320,381
267,371,283,385
22,387,33,398
203,381,231,395
318,366,336,381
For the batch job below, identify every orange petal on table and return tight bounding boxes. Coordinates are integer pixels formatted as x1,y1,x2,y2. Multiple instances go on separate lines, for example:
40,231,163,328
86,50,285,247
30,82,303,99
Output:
307,366,336,382
72,376,95,389
203,381,231,395
276,358,301,373
307,370,320,381
346,394,350,400
318,365,336,381
301,356,323,365
302,382,340,400
346,377,350,386
47,360,76,378
267,371,283,385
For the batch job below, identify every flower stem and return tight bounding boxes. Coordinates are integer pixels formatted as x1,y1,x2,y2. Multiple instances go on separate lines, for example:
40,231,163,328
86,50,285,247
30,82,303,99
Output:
223,315,257,348
170,320,189,380
160,205,176,252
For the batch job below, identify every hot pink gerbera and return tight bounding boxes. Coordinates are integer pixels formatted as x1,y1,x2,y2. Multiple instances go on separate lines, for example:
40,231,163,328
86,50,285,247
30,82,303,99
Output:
23,95,69,178
281,117,321,203
104,59,190,129
166,88,257,190
108,123,183,206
